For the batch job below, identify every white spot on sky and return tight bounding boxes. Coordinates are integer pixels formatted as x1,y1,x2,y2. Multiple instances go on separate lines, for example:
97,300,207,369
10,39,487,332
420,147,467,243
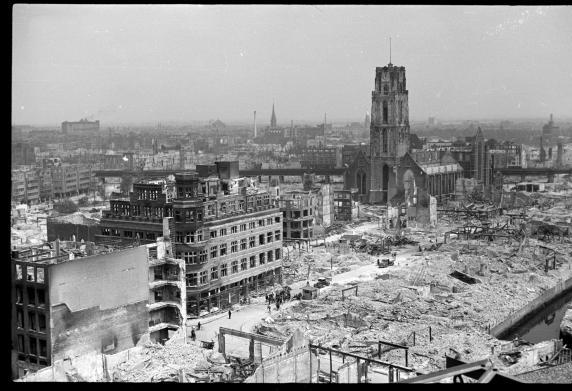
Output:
240,52,244,57
20,106,24,110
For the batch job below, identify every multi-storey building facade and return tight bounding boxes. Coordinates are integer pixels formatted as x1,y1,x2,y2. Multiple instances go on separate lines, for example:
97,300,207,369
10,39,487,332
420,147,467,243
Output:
300,146,341,169
11,168,41,205
333,189,359,222
279,190,316,241
12,142,36,166
96,162,283,317
51,164,96,198
61,119,100,134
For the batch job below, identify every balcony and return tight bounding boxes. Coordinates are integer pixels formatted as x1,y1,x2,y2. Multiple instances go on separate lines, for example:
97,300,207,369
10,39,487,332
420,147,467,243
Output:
147,300,181,312
148,322,181,334
149,256,183,268
149,280,181,290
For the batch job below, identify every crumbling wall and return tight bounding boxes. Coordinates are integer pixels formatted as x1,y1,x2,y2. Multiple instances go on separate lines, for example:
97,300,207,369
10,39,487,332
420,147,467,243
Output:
17,346,144,382
51,301,149,361
47,222,97,242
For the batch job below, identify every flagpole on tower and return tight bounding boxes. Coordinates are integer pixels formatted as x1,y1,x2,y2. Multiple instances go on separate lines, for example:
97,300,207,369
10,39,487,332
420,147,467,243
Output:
389,36,392,65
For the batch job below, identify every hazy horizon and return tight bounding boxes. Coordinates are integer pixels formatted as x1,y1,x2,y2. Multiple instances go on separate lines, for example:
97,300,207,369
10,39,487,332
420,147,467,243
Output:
12,5,572,126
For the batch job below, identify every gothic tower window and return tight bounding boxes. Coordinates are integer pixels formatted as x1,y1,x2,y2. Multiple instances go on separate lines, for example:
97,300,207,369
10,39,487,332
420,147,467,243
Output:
382,129,388,153
382,101,388,124
398,101,403,124
383,84,389,95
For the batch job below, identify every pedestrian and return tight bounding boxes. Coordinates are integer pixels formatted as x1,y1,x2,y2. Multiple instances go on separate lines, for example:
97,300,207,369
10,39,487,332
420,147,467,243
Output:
267,304,271,313
191,328,196,342
197,321,201,330
228,309,232,319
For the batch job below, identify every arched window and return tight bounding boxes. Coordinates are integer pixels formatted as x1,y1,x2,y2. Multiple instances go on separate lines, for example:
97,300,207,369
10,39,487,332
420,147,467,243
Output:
356,171,367,195
382,101,388,124
383,84,389,95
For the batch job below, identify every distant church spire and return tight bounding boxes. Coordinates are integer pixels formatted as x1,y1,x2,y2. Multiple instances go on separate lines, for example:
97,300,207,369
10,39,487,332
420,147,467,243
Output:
270,101,277,128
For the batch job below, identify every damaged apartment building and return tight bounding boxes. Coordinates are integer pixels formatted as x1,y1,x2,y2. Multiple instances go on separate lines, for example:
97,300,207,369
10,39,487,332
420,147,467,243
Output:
96,161,283,317
10,221,186,378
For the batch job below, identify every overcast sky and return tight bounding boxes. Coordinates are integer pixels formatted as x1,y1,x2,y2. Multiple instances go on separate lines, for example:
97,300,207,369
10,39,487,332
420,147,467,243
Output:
12,4,572,126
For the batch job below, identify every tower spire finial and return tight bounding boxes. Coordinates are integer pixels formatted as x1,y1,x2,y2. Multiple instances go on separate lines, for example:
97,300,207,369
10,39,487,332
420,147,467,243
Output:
389,36,392,65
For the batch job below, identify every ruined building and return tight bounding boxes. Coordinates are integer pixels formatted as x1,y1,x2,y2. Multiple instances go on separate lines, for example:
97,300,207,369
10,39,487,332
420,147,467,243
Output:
96,161,283,317
472,127,491,185
279,190,317,241
333,189,359,222
11,225,186,378
345,63,463,205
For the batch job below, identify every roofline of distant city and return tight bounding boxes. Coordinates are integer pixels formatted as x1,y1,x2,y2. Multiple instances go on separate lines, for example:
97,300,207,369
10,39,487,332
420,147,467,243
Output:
12,115,572,129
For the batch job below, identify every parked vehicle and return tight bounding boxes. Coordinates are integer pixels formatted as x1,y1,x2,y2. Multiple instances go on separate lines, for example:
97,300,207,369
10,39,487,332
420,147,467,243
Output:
377,258,394,268
314,277,331,288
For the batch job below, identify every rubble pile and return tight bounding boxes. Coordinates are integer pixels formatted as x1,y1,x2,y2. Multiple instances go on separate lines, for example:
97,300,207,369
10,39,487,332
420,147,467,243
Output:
112,341,218,382
263,198,572,376
49,211,100,225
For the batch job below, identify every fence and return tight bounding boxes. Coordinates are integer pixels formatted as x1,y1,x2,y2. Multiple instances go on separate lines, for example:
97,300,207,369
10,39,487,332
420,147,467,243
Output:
244,345,318,383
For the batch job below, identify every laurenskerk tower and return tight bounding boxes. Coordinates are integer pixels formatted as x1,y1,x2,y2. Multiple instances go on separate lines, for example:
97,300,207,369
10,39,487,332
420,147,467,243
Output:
368,61,410,204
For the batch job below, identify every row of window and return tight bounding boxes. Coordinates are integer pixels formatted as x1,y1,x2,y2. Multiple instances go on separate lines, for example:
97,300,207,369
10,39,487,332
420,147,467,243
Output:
178,231,281,264
15,265,45,283
15,307,47,333
282,209,313,219
208,217,280,238
284,220,313,229
15,286,46,307
16,334,48,359
174,217,281,244
176,195,276,222
186,249,281,287
101,229,156,240
135,188,161,201
284,229,313,239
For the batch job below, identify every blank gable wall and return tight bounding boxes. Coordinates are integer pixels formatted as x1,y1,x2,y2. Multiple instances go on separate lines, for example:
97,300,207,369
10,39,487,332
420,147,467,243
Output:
48,246,148,311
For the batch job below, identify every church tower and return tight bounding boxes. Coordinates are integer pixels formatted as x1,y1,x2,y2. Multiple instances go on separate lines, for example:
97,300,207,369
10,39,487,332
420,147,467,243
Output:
369,63,410,203
270,103,277,128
